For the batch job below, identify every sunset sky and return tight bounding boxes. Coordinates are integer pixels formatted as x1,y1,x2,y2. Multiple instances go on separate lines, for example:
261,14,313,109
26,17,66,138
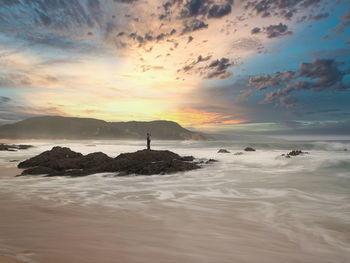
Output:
0,0,349,134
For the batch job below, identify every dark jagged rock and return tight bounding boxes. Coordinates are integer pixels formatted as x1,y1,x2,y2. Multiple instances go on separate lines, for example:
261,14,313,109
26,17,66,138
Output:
17,147,207,177
0,143,33,151
20,166,57,176
205,159,218,164
18,146,83,169
180,156,195,162
282,150,309,158
218,149,230,153
244,147,256,151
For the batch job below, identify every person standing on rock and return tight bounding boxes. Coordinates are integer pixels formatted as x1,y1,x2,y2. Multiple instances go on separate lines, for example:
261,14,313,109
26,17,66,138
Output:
147,133,151,150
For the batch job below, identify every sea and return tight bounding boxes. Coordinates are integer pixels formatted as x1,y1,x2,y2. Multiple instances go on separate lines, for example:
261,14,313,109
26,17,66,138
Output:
0,138,349,263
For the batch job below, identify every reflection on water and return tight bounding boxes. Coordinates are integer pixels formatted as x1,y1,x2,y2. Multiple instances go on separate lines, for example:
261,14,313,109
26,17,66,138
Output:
0,139,349,262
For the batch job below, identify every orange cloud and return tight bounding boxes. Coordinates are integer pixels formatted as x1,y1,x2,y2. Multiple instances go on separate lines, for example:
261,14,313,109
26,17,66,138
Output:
157,108,246,127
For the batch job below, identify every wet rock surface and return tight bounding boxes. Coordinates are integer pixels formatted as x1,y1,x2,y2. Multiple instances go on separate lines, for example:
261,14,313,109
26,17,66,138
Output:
244,147,256,151
218,149,230,153
0,143,33,151
282,150,309,158
17,146,209,177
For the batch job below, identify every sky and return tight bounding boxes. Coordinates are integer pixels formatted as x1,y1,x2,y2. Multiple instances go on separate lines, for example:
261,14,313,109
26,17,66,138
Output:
0,0,349,135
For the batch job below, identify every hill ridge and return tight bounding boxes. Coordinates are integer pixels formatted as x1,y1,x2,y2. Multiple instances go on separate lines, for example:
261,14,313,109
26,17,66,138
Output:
0,116,209,141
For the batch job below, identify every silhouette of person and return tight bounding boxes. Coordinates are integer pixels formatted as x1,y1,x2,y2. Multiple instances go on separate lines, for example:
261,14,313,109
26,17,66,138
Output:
147,133,151,150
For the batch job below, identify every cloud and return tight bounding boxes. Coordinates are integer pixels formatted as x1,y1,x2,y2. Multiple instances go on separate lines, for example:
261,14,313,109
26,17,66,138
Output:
0,96,11,103
264,23,292,38
244,0,322,19
251,27,261,34
308,12,329,21
249,58,350,107
208,3,232,18
181,19,208,34
334,11,350,33
180,0,233,19
205,58,233,79
178,56,234,79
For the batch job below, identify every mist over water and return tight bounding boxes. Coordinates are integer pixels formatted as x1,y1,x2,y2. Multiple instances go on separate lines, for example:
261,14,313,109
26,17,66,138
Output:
0,139,349,262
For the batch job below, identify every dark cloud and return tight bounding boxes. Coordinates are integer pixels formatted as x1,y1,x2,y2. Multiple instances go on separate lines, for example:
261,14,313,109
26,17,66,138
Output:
181,19,208,34
308,12,329,21
180,0,211,17
205,57,233,79
208,3,232,18
180,0,233,19
244,0,322,20
123,28,177,46
178,55,235,80
179,55,212,72
249,58,350,107
264,23,292,38
188,35,194,43
251,27,261,34
0,0,123,53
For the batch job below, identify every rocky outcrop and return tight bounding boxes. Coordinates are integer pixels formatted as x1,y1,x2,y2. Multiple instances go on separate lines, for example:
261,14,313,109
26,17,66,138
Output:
282,150,309,158
0,143,33,151
218,149,230,153
17,146,208,177
244,147,256,151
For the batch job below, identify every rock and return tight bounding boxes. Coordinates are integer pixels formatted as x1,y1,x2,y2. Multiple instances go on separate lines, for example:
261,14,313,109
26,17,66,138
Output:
9,160,20,162
17,147,207,177
180,156,195,162
283,150,309,158
18,166,56,176
234,152,244,155
218,149,230,153
344,148,348,151
0,143,33,151
205,159,218,164
17,144,33,150
18,146,83,169
244,147,256,151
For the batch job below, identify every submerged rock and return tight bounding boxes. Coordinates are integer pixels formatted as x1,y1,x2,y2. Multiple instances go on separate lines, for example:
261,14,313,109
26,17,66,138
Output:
244,147,256,151
17,146,207,177
0,143,33,151
234,152,244,155
282,150,309,158
218,149,230,153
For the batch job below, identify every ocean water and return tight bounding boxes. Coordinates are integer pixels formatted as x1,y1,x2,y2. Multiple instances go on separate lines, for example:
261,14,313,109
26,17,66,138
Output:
0,139,349,262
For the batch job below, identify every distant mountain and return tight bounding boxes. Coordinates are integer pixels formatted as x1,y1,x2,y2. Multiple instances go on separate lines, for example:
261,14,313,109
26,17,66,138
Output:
0,116,209,140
